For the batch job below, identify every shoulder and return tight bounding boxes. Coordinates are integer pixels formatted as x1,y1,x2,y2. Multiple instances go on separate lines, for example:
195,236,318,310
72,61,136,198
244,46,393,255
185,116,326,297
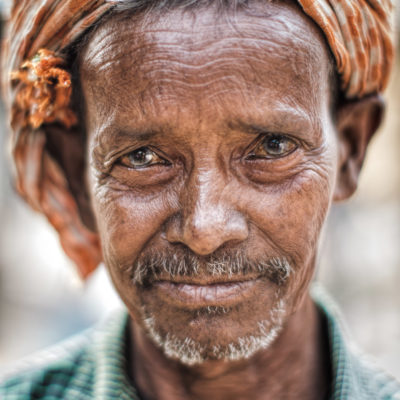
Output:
0,309,131,400
311,284,400,400
345,350,400,400
0,328,95,399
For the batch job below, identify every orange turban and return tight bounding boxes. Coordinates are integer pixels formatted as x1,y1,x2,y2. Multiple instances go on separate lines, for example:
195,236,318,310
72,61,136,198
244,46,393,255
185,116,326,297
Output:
297,0,395,98
2,0,115,130
2,0,396,131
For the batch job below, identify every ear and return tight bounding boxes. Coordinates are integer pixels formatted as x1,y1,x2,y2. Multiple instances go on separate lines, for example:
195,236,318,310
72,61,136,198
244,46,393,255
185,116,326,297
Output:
13,125,102,279
333,95,385,202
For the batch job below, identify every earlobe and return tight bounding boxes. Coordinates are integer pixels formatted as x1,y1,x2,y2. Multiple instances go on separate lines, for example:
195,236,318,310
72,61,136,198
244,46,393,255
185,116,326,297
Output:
333,95,385,202
12,127,102,279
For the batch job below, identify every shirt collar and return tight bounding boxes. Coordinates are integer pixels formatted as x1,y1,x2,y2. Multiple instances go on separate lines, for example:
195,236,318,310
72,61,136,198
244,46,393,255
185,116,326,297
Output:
88,310,138,400
90,286,399,400
311,284,400,400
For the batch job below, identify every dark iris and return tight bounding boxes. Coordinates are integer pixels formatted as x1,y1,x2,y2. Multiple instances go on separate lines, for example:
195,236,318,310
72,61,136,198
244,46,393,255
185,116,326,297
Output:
264,136,284,154
260,134,296,157
128,147,156,167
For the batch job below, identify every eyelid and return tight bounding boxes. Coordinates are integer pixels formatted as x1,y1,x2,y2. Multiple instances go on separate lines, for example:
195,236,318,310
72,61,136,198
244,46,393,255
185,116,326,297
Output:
103,145,142,171
245,133,299,160
245,124,314,149
117,146,171,170
119,148,160,169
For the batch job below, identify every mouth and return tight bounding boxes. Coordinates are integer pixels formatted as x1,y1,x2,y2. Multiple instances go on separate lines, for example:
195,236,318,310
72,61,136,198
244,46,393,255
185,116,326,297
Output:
150,277,262,309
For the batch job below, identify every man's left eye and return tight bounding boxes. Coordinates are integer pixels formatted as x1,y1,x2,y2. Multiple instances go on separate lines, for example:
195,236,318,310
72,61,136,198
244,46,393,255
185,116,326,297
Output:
249,134,298,159
119,147,166,169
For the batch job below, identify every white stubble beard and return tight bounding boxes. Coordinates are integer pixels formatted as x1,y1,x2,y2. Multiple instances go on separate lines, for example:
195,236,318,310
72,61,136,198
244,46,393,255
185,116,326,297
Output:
140,295,287,366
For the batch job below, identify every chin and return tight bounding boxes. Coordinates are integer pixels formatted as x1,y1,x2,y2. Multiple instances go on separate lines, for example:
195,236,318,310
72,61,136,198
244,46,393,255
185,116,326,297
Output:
138,292,288,366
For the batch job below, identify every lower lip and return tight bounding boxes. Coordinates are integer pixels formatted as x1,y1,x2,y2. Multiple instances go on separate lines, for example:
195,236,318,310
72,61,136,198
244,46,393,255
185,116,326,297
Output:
152,280,259,308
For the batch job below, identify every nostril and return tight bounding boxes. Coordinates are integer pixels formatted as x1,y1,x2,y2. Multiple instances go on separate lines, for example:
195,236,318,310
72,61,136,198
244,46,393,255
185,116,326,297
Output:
163,213,184,244
164,210,249,256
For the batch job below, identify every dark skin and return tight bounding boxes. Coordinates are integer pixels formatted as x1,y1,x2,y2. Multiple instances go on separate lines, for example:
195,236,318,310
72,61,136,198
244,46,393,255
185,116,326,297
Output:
24,1,384,399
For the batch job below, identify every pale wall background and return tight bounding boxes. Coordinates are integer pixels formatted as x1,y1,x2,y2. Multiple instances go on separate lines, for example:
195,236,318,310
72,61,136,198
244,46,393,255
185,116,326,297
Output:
0,0,399,381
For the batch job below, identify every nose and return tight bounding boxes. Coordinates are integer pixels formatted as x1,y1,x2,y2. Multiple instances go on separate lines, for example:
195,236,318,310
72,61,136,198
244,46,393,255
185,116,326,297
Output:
165,168,249,255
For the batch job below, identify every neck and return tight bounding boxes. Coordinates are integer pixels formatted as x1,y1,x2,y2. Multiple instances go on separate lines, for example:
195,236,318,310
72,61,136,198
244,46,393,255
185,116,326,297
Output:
129,295,330,400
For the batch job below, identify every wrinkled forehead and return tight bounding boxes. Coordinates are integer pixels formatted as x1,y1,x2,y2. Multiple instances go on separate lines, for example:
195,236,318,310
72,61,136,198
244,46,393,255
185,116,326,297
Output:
80,1,333,128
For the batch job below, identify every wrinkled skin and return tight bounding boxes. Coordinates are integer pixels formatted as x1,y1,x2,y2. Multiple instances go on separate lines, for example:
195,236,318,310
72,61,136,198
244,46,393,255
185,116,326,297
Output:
40,1,382,399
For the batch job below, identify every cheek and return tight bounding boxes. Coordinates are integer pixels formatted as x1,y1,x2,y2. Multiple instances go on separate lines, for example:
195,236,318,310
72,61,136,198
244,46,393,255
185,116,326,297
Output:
244,153,336,268
240,152,336,312
91,186,176,269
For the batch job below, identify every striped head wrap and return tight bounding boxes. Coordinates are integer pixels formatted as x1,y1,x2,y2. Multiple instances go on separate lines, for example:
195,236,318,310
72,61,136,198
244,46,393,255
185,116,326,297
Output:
2,0,395,131
298,0,395,98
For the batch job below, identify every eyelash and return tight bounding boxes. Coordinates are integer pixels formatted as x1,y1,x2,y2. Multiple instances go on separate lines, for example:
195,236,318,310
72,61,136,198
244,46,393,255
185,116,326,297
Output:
246,133,299,160
118,147,169,169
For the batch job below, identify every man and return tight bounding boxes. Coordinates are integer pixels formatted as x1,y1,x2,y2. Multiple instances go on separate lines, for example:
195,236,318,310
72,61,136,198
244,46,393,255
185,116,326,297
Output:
0,0,398,399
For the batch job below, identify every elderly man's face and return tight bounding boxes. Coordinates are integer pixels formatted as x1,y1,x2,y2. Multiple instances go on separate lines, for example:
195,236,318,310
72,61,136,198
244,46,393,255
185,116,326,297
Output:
80,1,338,364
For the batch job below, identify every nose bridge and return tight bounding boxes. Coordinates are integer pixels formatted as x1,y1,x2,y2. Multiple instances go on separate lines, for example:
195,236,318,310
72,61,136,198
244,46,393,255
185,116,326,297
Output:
186,164,223,226
166,157,249,255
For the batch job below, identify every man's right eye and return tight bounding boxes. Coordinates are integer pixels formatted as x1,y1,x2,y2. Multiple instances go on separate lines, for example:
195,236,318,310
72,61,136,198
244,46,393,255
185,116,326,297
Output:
119,147,166,169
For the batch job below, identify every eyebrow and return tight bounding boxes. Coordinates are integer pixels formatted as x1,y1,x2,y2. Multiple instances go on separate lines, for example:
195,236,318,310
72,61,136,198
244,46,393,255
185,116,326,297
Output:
93,125,163,167
95,126,161,145
229,109,316,141
94,104,318,157
116,130,159,141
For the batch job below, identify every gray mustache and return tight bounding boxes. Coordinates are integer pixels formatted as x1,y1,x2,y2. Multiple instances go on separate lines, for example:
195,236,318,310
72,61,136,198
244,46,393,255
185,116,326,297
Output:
131,250,292,286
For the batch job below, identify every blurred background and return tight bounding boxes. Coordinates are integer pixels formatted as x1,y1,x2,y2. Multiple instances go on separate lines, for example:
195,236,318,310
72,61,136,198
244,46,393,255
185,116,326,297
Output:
0,0,399,381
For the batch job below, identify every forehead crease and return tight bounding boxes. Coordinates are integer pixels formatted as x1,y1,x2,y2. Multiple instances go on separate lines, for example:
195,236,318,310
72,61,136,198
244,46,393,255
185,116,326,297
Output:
82,11,324,80
81,7,330,129
83,45,322,117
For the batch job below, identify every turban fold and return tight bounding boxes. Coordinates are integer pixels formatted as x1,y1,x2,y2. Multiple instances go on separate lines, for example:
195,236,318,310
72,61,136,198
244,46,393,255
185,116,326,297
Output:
297,0,395,98
2,0,116,130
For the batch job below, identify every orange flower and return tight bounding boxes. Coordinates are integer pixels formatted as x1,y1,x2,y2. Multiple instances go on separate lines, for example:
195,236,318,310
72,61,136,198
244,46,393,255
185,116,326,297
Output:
11,49,77,129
